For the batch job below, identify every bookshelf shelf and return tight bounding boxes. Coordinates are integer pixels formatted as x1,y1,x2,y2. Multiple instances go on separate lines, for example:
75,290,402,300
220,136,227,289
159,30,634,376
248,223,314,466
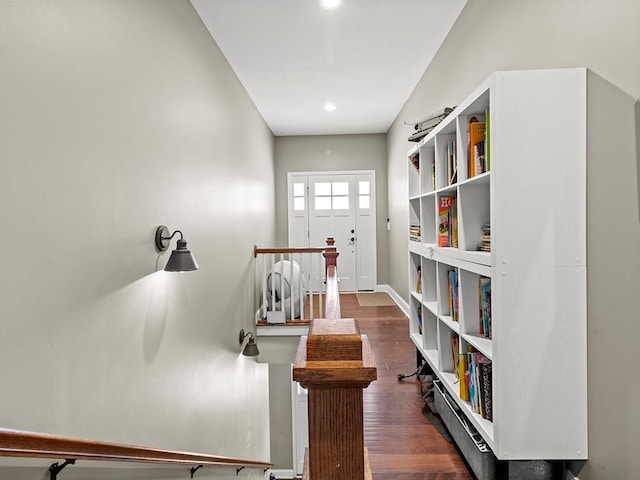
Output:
440,316,460,335
423,300,438,317
406,68,588,461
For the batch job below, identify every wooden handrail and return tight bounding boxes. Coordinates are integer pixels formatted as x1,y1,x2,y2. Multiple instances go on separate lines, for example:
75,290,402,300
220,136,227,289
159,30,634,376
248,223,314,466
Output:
324,265,341,319
0,428,272,468
254,245,327,257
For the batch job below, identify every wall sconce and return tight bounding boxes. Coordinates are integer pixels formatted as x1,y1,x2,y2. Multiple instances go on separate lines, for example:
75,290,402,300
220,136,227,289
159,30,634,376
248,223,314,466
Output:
154,225,199,272
239,329,260,357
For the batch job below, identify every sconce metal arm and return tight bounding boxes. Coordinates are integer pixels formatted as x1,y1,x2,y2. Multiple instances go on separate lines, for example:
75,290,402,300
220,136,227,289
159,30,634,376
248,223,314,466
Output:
155,226,184,252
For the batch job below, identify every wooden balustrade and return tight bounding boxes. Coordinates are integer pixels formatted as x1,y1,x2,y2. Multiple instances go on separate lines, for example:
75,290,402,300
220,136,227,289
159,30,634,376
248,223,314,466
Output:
292,237,377,480
254,237,340,324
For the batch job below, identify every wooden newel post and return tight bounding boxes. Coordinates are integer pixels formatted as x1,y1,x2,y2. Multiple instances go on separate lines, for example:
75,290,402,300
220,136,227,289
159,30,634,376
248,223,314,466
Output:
293,318,377,480
323,236,338,270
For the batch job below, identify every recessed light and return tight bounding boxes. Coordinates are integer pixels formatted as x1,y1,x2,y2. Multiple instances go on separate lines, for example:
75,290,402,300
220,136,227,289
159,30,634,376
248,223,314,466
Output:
319,0,342,10
324,102,337,112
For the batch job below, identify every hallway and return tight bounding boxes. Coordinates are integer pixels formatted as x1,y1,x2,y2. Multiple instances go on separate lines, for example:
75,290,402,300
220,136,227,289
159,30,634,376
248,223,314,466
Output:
340,293,473,480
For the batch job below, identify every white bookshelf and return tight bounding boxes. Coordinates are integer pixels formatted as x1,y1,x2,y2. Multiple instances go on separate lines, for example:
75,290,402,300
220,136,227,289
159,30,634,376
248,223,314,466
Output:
406,68,588,461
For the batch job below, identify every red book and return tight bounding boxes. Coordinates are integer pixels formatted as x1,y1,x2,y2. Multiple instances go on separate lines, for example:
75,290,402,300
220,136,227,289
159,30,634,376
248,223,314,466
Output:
438,196,455,246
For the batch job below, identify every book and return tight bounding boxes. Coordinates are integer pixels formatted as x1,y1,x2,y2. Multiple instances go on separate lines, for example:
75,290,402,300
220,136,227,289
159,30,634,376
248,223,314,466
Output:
474,140,486,174
416,266,422,294
451,334,460,379
410,152,420,172
448,269,459,322
468,118,486,178
438,195,456,247
479,360,493,421
450,197,458,248
431,159,436,190
485,109,490,171
479,276,491,338
409,224,421,242
478,223,491,252
447,140,457,185
459,354,469,401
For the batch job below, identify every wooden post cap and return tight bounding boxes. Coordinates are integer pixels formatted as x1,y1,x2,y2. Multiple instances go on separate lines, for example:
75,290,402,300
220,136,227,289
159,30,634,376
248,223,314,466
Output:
306,319,362,362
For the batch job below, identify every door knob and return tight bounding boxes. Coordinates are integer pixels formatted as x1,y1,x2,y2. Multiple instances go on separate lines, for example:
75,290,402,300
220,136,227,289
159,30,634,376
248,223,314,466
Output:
350,237,355,242
351,229,355,234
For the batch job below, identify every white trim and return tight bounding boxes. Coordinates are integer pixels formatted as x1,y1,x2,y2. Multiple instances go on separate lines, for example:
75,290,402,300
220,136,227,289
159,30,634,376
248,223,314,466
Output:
288,169,376,177
257,325,309,337
377,284,410,318
270,468,295,479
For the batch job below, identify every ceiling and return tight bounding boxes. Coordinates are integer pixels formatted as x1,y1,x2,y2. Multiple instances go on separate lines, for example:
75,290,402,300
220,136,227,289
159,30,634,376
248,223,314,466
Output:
191,0,467,136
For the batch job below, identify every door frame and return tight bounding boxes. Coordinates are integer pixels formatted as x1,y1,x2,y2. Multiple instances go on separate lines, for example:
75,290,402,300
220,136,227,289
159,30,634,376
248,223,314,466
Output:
287,170,377,291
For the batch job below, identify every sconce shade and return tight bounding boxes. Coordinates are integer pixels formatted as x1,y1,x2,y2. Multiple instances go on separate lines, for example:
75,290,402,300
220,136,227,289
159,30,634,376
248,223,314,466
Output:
165,238,199,272
155,225,199,272
242,338,260,357
239,329,260,357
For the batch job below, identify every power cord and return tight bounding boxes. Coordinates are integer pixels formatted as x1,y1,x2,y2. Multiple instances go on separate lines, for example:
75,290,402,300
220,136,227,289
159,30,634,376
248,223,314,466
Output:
398,360,433,381
397,365,421,381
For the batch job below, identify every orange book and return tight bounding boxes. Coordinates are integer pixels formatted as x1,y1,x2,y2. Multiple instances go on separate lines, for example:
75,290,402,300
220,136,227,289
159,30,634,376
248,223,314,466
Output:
468,119,486,178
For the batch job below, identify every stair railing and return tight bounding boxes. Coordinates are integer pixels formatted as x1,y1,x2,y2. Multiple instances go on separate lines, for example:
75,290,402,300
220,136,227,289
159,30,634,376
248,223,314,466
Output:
0,427,271,479
254,237,338,324
292,237,377,480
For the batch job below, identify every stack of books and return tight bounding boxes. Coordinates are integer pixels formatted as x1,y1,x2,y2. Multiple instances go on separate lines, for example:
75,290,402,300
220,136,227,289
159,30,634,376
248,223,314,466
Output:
478,223,491,252
458,351,493,421
410,224,421,242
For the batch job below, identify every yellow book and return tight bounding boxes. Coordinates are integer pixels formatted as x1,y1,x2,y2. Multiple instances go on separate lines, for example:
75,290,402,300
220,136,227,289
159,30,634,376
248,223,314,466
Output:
459,354,470,401
468,119,486,178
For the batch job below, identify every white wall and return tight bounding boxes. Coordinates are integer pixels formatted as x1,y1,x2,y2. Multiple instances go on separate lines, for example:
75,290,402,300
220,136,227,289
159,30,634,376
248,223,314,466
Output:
387,1,640,479
275,134,389,284
0,1,274,478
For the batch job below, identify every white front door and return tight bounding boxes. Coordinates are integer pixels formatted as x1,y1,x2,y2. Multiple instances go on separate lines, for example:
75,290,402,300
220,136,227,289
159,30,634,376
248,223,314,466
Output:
287,171,376,292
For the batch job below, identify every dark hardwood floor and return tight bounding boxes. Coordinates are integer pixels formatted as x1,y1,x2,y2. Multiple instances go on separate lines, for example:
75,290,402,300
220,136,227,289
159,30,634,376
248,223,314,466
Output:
340,293,473,480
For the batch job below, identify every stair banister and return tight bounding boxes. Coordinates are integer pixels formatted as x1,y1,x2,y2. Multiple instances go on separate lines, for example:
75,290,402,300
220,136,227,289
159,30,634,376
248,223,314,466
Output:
293,236,376,480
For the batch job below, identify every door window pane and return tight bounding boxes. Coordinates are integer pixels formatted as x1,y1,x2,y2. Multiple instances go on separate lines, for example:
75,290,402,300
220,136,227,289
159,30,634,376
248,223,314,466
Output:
359,181,370,195
315,196,332,210
359,195,370,209
332,182,349,196
333,196,349,210
293,182,305,210
315,182,331,196
293,183,305,197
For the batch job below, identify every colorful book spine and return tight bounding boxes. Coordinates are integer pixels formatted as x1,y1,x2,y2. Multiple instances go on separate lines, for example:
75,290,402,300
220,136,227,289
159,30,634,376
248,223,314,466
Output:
448,269,459,322
438,195,456,247
480,360,493,421
451,334,460,378
450,197,458,248
479,276,491,338
447,140,457,185
468,118,486,178
459,354,469,401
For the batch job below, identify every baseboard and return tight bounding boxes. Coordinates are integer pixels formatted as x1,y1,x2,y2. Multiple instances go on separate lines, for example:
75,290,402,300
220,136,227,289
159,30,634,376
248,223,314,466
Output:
377,284,409,318
270,468,295,479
